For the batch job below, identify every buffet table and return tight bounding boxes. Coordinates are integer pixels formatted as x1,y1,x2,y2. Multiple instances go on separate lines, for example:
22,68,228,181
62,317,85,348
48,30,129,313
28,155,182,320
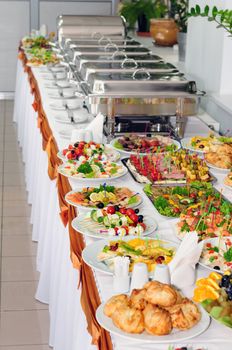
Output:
13,51,232,350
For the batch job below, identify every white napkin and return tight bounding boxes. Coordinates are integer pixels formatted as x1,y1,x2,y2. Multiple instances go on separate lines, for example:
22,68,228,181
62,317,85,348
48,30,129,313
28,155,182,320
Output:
169,232,203,289
85,113,104,143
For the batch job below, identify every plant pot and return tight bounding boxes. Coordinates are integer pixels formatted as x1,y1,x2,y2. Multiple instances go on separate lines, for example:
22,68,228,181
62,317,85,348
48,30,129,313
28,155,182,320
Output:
150,19,178,46
137,14,150,35
177,32,187,62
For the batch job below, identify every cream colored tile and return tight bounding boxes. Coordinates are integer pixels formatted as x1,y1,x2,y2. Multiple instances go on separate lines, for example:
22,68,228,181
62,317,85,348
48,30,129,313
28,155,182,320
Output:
1,281,48,311
3,174,25,187
0,346,50,350
2,235,37,257
0,310,49,346
1,256,39,282
3,201,31,217
2,217,32,235
3,186,27,200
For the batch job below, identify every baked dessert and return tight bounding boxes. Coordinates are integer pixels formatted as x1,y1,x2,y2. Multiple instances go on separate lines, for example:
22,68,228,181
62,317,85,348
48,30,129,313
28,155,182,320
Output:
143,303,172,335
167,298,201,330
111,305,144,334
130,289,147,311
144,281,178,307
104,294,128,317
206,143,232,169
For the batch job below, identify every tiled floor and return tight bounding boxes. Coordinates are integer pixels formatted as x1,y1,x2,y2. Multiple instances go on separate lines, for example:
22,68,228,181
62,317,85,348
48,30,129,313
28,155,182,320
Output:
0,100,50,349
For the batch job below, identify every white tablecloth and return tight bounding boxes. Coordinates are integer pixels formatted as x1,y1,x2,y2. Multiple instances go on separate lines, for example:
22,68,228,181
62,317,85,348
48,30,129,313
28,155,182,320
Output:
13,58,232,350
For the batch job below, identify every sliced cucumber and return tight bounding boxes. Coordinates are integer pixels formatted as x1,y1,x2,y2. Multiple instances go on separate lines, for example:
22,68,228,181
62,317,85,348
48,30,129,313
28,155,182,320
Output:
103,216,111,227
91,210,98,222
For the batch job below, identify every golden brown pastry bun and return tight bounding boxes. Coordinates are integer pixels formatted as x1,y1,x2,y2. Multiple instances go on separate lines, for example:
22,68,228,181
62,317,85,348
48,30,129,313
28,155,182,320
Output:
144,281,178,307
167,298,201,330
143,303,172,335
130,289,147,311
112,305,144,334
104,294,128,317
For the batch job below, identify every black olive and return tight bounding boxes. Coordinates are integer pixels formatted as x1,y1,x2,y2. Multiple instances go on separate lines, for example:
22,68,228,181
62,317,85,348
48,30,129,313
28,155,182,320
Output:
96,202,104,209
134,208,139,214
74,142,79,147
71,150,75,154
199,144,205,149
114,205,120,212
213,266,220,270
138,215,144,223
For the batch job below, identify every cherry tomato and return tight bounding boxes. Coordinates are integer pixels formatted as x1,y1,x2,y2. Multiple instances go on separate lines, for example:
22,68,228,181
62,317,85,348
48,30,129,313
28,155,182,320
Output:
67,153,72,160
126,208,135,216
130,213,138,223
107,206,116,214
62,149,68,156
68,145,73,150
119,208,127,215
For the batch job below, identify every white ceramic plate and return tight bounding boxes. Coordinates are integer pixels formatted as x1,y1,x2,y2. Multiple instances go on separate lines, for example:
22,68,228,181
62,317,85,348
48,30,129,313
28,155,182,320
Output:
45,81,72,89
206,162,231,173
224,183,232,191
50,101,82,111
54,114,88,124
65,186,142,211
82,236,178,275
57,163,128,183
48,90,75,98
199,237,232,273
181,137,206,154
71,211,157,239
57,146,120,163
110,137,181,156
58,129,73,140
96,304,210,343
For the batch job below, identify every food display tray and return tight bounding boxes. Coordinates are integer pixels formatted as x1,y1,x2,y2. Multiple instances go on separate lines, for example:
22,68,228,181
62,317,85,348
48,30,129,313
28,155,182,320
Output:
121,158,217,187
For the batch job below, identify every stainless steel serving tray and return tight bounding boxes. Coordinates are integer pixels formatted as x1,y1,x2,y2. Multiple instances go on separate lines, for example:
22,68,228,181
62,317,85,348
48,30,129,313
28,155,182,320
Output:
66,39,141,48
68,46,150,61
75,55,163,70
80,61,177,80
86,71,187,93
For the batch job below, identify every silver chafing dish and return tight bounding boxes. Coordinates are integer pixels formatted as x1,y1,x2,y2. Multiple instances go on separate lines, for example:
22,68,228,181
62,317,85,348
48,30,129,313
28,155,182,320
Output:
79,60,178,81
68,46,151,62
57,15,126,43
56,15,205,140
74,54,163,71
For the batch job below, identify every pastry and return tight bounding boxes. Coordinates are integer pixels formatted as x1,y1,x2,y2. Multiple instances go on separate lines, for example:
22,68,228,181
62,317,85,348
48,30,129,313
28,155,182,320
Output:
130,289,147,311
225,172,232,187
144,281,178,307
104,294,128,317
167,298,201,330
143,303,172,335
111,305,144,334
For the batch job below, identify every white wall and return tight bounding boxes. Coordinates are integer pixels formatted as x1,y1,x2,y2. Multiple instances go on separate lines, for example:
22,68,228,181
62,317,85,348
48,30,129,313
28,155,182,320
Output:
0,1,30,92
40,1,112,34
186,0,232,94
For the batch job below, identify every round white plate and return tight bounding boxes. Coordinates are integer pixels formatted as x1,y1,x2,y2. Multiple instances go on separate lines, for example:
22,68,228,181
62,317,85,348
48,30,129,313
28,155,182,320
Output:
181,137,207,154
82,236,178,275
54,114,89,124
65,186,142,211
48,90,75,98
50,101,82,111
57,163,128,183
45,82,72,89
110,137,181,156
57,146,120,163
71,211,157,239
206,162,231,173
58,129,72,140
96,304,210,343
224,183,232,191
199,237,232,273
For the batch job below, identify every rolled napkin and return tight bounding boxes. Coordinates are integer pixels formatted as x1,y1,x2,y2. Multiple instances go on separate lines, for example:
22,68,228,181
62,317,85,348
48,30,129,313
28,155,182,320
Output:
169,232,203,289
85,113,104,143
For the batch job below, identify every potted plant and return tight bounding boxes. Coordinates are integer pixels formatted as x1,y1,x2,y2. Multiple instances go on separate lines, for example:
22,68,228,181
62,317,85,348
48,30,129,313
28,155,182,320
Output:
119,0,167,35
169,0,189,61
188,4,232,35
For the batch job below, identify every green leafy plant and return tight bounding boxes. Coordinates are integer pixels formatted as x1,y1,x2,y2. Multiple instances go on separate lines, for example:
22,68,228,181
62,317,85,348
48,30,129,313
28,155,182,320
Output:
169,0,189,33
119,0,168,30
188,5,232,35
